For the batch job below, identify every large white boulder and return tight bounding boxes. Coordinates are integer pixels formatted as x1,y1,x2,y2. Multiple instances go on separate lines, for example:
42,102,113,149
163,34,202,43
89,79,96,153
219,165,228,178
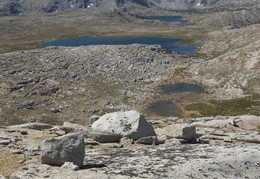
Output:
91,110,156,140
155,124,196,142
60,122,121,143
41,132,85,167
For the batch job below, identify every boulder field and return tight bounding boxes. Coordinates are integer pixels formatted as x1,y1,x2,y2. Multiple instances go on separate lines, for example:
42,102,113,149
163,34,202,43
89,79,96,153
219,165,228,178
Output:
0,110,259,178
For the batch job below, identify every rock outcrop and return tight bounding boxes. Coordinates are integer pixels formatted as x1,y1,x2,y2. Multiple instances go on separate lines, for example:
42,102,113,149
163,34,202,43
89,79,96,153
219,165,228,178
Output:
155,123,196,142
7,123,54,131
1,114,260,178
61,122,121,143
91,110,156,140
10,144,260,179
41,132,85,167
0,44,189,126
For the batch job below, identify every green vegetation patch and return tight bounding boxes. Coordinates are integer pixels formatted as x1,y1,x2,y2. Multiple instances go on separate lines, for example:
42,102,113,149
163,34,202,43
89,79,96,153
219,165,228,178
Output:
185,103,219,117
185,97,260,117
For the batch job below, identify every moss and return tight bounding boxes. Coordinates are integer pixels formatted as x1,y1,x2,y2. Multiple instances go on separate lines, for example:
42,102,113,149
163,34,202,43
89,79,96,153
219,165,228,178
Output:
185,103,219,117
185,97,260,117
212,98,259,116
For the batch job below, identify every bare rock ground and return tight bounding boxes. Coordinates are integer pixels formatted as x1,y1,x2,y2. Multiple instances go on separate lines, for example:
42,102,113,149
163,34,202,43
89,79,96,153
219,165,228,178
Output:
9,144,260,179
0,2,259,178
0,113,259,178
187,23,260,99
0,44,198,126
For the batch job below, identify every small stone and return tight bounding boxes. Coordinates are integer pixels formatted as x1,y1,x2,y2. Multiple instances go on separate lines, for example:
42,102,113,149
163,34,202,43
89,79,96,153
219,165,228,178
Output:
10,149,23,154
54,132,64,136
50,108,61,113
172,138,189,144
120,137,134,145
8,123,53,130
102,143,123,148
224,137,233,143
0,139,11,145
20,131,28,135
61,162,79,171
136,136,158,145
84,138,100,145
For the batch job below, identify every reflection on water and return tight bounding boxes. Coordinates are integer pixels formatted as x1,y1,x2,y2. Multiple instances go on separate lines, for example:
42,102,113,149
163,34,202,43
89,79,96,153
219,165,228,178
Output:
160,83,205,94
147,83,205,117
39,36,198,55
148,100,182,117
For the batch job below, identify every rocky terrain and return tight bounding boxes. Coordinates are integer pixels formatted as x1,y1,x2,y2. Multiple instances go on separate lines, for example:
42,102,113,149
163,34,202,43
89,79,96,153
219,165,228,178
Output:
0,0,259,15
0,0,259,178
0,44,199,126
0,111,260,178
1,42,259,126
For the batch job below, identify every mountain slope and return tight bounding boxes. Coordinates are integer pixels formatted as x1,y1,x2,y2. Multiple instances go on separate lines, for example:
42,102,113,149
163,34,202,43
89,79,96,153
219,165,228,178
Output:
1,0,259,15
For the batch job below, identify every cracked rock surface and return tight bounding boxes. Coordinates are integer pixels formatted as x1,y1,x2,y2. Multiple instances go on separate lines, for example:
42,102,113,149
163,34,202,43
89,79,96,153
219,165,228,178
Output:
10,144,260,179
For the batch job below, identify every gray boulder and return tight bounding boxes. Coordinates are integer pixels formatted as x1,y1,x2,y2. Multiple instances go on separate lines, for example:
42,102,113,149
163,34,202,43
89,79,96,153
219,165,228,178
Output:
91,110,156,140
61,162,79,171
136,136,158,145
41,132,85,167
60,122,121,143
8,123,53,130
60,122,86,134
234,115,260,131
0,139,12,145
101,143,123,148
155,124,196,142
85,129,121,143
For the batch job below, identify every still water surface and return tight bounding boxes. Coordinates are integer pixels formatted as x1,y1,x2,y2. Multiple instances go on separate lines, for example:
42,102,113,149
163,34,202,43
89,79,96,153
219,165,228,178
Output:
40,16,197,54
145,15,195,26
160,83,205,94
40,36,197,55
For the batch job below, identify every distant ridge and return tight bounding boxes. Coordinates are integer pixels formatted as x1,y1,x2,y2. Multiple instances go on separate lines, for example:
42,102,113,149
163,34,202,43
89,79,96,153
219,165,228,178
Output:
0,0,259,16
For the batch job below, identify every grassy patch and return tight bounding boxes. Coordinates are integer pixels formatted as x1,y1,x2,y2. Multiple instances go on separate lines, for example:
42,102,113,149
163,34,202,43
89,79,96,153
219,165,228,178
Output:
212,98,259,116
185,103,219,117
185,97,260,117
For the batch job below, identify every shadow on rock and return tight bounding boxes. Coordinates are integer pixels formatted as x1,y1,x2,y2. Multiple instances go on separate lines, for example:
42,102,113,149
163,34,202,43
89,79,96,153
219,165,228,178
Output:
81,164,107,169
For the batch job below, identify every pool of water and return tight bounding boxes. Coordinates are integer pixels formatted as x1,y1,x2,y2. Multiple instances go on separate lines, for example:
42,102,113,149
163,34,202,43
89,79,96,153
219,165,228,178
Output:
147,100,182,117
39,36,198,55
160,83,205,94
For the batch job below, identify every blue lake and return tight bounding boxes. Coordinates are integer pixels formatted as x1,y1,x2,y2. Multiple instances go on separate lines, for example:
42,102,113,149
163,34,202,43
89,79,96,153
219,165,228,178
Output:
39,36,198,55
